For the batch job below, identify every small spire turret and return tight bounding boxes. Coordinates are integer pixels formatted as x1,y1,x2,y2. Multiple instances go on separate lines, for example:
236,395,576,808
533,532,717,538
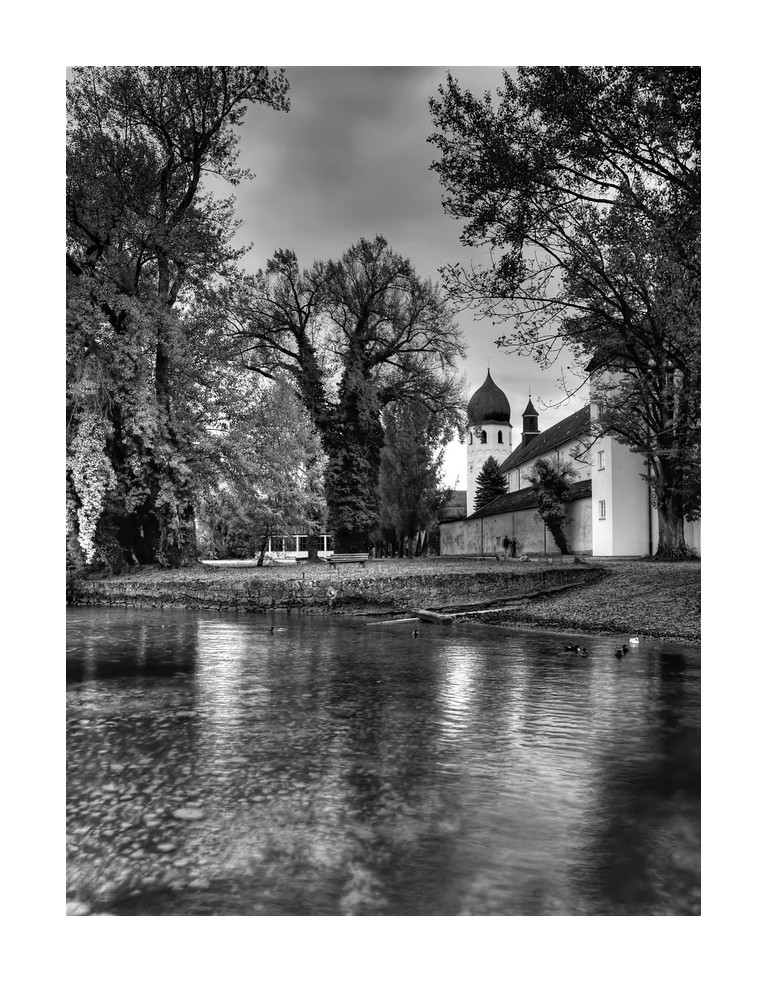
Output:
521,397,540,447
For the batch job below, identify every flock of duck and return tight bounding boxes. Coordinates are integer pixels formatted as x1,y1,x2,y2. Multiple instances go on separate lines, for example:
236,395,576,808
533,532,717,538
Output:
563,636,640,658
271,623,640,657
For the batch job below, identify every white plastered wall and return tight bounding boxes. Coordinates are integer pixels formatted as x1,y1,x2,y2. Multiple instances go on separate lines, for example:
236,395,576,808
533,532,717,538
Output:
467,421,514,514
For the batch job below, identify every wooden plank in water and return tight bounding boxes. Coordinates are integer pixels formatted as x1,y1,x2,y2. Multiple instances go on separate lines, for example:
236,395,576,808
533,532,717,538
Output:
365,617,421,626
411,608,456,624
454,605,519,619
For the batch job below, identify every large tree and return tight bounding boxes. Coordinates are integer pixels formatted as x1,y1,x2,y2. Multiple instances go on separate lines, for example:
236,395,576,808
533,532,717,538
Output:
219,236,466,552
377,402,450,558
66,66,290,569
429,67,700,557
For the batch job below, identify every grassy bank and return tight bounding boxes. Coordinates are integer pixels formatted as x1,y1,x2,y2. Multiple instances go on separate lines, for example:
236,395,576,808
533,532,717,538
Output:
70,556,700,643
471,559,700,642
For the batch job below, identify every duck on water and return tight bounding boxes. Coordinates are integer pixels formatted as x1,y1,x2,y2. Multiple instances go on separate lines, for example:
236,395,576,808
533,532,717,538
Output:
563,645,589,657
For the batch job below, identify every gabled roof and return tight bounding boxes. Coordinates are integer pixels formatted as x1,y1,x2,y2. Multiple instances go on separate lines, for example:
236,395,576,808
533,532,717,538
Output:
438,489,467,521
499,405,590,474
467,479,592,520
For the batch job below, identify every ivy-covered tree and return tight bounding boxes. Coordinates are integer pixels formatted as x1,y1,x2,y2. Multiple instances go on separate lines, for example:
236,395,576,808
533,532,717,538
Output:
429,67,700,558
474,456,507,511
66,66,290,569
221,236,466,553
525,459,577,555
377,402,450,558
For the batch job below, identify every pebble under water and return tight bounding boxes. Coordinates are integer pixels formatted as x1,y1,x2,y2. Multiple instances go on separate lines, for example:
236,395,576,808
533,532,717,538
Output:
66,607,700,916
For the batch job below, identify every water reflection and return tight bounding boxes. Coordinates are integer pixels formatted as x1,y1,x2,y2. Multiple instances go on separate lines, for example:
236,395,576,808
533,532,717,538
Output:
66,610,199,683
66,609,700,915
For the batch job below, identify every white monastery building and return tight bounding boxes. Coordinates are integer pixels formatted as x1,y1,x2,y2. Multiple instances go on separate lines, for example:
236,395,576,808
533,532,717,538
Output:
440,371,700,558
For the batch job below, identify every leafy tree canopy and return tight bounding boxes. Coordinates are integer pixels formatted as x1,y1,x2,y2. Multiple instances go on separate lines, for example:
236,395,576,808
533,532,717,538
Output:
197,379,326,562
429,67,700,558
216,235,467,551
524,458,577,555
66,66,290,569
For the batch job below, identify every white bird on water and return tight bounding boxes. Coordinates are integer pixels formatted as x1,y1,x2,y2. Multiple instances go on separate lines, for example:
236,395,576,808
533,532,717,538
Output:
629,636,640,645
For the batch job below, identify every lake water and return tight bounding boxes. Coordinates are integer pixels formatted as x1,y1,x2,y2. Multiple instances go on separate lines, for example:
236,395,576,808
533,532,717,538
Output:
66,607,700,916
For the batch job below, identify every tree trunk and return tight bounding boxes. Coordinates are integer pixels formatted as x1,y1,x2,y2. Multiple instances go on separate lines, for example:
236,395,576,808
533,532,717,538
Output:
306,533,323,563
256,527,270,567
546,521,570,555
655,488,689,559
335,529,370,553
161,500,198,567
149,295,198,568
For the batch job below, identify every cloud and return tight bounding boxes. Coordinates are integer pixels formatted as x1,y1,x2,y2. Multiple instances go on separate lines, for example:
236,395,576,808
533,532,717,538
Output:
224,66,587,487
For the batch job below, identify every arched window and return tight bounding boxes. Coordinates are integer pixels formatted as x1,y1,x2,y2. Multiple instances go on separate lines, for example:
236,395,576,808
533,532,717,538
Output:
469,432,473,445
481,430,487,444
497,430,503,443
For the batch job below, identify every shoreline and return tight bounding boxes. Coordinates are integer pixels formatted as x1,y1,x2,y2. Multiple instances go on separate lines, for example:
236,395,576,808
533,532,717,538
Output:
68,557,700,644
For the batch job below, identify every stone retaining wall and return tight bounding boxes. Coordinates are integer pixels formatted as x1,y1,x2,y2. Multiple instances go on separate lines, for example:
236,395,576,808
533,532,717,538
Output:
70,567,601,615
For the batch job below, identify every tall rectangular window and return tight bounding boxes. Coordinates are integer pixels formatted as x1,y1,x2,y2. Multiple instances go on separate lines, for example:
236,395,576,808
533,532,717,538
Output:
598,450,605,470
598,499,606,520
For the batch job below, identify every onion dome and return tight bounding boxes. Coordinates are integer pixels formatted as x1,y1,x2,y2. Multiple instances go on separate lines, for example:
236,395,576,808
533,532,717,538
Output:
467,371,511,426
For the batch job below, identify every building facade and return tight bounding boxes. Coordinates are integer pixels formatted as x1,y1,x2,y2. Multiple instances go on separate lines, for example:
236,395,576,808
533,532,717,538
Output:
440,372,700,558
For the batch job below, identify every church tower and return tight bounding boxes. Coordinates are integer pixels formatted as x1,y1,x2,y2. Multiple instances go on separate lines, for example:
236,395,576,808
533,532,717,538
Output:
466,370,513,513
521,397,540,447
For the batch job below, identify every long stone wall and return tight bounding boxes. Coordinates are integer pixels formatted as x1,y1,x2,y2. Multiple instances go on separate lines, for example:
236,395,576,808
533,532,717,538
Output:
70,566,599,615
440,499,592,557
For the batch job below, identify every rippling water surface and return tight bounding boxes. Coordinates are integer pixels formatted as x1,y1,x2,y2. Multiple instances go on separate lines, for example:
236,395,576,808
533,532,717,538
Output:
66,607,700,916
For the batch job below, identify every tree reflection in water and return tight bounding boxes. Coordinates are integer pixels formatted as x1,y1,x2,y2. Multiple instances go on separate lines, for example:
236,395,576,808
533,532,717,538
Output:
66,608,700,915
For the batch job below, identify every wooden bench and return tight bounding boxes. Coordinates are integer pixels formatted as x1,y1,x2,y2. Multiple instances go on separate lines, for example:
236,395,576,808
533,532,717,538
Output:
325,553,369,567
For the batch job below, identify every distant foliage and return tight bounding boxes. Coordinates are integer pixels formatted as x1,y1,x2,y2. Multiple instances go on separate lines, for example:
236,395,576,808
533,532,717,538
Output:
377,402,450,557
525,458,577,555
474,456,506,511
197,380,326,562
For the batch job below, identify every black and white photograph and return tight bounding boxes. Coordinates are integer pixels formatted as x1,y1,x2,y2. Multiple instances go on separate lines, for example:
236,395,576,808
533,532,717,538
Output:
9,0,767,960
63,61,702,925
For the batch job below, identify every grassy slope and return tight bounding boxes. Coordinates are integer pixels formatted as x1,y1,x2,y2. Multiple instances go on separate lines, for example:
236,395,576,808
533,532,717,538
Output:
86,556,700,643
481,559,700,642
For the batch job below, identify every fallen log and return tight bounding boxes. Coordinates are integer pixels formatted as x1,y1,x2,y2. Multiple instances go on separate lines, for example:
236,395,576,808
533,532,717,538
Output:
411,608,456,625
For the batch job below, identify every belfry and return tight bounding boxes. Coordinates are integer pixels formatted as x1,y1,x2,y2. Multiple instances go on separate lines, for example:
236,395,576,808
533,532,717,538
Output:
466,370,513,512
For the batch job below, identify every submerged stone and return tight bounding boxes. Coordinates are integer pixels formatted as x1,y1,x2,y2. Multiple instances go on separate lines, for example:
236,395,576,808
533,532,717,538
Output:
172,807,205,821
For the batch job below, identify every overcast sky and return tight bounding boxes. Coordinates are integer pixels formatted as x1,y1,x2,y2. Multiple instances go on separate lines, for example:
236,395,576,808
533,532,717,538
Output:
223,66,589,489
